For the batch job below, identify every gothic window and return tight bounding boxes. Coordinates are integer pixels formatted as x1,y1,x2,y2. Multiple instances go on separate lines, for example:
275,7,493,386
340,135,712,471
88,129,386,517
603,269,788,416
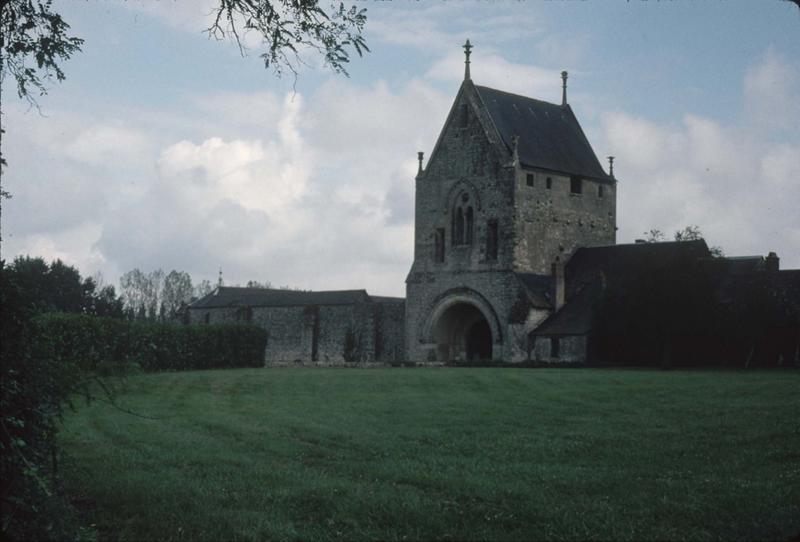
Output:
460,103,469,127
570,176,583,194
486,220,498,261
526,173,534,187
466,207,474,244
434,228,445,263
598,185,605,198
546,177,553,189
452,192,474,246
453,207,464,245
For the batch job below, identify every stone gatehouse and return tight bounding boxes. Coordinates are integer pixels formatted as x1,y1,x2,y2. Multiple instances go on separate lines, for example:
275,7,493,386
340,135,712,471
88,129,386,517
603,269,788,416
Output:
188,41,799,366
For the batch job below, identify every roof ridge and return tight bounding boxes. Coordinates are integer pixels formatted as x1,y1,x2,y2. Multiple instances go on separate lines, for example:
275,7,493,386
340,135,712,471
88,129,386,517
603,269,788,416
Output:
474,84,560,109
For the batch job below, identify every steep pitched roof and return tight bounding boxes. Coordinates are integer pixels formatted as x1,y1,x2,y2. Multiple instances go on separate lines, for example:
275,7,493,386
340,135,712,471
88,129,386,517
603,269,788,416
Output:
530,282,597,336
514,273,554,309
532,241,712,337
566,240,711,281
474,85,613,182
189,287,371,309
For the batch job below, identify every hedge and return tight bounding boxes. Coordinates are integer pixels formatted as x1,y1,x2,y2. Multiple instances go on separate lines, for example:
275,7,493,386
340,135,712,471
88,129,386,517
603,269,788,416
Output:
33,313,267,372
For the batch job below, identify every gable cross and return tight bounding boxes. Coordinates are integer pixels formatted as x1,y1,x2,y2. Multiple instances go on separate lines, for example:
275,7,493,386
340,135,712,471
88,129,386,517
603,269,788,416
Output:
463,39,472,81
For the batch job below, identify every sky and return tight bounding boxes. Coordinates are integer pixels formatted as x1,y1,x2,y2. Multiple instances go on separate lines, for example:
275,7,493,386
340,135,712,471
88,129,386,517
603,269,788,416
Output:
2,0,799,297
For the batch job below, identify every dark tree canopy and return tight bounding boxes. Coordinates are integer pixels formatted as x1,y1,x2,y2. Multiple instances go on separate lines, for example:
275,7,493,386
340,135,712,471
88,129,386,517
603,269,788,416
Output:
0,0,84,103
4,256,124,317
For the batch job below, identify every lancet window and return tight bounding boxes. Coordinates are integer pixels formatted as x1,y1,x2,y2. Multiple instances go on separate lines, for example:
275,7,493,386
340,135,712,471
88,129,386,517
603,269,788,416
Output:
452,192,474,246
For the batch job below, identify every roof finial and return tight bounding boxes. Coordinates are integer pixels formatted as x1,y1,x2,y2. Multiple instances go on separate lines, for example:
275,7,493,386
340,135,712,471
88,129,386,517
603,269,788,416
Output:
607,156,615,178
417,151,424,175
561,71,568,106
218,267,223,287
463,39,472,81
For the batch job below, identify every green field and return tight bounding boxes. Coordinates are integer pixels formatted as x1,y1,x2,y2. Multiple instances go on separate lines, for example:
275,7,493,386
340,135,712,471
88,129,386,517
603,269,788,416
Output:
60,368,800,541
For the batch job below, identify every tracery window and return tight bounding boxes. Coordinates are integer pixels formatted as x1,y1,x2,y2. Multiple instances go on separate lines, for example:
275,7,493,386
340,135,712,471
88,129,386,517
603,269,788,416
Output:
452,192,474,246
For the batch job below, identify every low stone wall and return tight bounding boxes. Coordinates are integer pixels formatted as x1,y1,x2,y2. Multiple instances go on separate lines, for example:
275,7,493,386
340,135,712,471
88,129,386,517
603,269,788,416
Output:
531,335,586,363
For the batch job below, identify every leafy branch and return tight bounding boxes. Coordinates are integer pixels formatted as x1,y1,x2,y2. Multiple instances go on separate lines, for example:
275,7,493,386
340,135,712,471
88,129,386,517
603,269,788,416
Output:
205,0,369,79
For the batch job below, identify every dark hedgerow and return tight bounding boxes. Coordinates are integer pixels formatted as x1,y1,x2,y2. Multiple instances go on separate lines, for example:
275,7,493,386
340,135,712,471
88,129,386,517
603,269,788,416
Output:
33,313,267,372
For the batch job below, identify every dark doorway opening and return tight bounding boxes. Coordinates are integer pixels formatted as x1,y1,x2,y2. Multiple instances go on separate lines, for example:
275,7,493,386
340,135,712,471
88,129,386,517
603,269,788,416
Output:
433,302,493,362
466,318,492,361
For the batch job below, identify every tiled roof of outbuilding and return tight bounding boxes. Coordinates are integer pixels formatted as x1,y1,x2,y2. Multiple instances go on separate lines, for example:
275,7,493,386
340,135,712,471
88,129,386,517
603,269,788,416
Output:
514,273,554,309
189,287,372,309
475,85,613,182
566,240,711,279
533,240,713,337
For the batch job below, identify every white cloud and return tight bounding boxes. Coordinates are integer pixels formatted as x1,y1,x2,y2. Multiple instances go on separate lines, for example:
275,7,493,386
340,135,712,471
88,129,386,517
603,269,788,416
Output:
744,49,800,134
3,31,798,303
600,51,800,267
426,48,563,101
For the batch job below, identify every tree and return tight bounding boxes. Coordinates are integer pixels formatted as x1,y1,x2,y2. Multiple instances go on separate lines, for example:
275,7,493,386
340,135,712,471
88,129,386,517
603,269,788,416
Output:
3,256,122,317
194,279,214,300
206,0,368,78
246,280,272,289
161,270,194,320
644,225,724,257
0,0,83,105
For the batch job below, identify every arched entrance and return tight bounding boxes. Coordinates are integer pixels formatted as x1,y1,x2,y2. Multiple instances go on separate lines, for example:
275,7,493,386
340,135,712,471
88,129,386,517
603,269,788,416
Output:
433,302,493,362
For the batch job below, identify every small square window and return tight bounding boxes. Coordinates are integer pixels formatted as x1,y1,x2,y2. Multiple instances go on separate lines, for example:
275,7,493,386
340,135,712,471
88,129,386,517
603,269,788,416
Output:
570,176,582,194
526,173,534,187
546,177,553,189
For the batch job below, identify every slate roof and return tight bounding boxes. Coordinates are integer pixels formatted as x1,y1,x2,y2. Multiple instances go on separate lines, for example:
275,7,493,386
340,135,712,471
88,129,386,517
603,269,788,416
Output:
189,287,372,309
514,273,554,309
475,85,613,182
566,240,711,281
723,256,765,274
531,282,597,336
532,240,712,337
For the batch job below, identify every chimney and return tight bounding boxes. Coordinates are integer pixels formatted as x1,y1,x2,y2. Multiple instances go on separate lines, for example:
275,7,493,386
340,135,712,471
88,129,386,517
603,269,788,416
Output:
552,260,565,311
766,251,780,272
561,71,568,106
417,151,424,175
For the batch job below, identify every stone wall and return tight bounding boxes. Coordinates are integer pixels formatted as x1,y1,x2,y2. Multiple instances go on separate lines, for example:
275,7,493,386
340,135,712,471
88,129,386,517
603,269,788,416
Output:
514,168,616,275
531,335,586,363
188,299,406,365
374,300,406,362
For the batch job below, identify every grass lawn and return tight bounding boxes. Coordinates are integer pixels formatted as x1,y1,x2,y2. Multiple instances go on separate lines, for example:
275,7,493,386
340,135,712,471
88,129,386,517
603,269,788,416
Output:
60,368,800,541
